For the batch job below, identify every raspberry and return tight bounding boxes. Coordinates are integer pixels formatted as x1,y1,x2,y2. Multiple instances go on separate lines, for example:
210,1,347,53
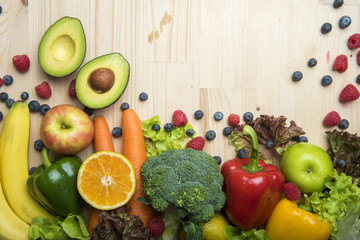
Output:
348,33,360,49
228,113,240,126
357,50,360,66
147,217,165,237
323,111,341,127
68,79,77,98
339,83,360,103
332,54,348,73
172,110,188,127
186,136,205,151
12,54,30,72
35,81,52,99
284,182,301,201
0,78,3,87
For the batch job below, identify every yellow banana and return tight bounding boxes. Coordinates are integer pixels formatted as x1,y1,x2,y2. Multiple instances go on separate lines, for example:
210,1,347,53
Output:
0,179,30,239
0,100,54,224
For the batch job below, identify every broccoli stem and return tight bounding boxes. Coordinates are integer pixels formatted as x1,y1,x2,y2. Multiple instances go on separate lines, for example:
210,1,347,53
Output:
160,204,182,240
242,125,264,173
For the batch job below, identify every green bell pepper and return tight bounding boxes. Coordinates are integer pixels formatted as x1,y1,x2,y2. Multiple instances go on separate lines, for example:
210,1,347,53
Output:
27,148,84,217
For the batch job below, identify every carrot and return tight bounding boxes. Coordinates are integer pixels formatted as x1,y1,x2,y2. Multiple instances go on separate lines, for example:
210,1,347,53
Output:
93,115,115,152
121,109,154,226
87,115,115,234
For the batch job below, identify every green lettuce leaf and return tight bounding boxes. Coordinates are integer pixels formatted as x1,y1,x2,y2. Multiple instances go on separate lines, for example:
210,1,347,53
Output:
30,216,67,240
299,170,360,239
336,204,360,240
223,225,269,240
229,115,305,166
141,115,196,157
61,214,90,240
29,214,89,240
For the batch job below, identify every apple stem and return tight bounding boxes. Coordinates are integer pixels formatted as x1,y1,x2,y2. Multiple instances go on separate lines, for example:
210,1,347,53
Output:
41,148,52,169
241,125,264,173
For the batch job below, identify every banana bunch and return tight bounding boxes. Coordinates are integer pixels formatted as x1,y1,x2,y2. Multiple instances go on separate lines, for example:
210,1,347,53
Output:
0,101,53,239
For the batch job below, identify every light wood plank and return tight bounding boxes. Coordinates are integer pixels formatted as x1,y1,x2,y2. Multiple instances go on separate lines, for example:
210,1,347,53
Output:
0,0,359,168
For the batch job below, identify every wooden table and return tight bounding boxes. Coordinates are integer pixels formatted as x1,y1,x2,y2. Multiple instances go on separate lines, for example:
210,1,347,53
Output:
0,0,359,168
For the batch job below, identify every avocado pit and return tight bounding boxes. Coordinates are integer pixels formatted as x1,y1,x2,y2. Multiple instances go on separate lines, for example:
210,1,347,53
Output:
88,68,115,93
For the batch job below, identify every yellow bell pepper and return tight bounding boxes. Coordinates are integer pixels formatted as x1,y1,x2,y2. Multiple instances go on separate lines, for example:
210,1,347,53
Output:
266,198,331,240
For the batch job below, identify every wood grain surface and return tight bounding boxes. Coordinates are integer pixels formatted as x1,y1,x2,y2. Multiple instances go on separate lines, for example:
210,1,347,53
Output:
0,0,359,168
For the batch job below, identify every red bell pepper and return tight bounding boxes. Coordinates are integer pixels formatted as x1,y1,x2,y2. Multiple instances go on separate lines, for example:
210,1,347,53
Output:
221,125,285,231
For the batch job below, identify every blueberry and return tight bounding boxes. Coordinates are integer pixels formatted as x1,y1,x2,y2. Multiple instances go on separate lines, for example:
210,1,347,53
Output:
121,102,130,111
29,167,37,175
0,6,2,15
321,75,333,87
339,16,351,29
292,71,303,82
321,23,332,34
5,98,15,108
0,111,3,121
214,156,222,165
34,139,44,151
40,104,50,115
336,159,347,168
3,75,13,86
194,110,204,119
164,123,173,132
139,92,148,101
298,136,308,142
356,74,360,85
83,107,93,116
308,58,317,67
237,148,247,159
292,136,300,142
152,124,161,132
186,129,195,137
243,112,254,122
214,111,224,121
21,92,29,100
112,127,122,137
223,127,232,136
28,100,41,112
265,140,275,149
0,92,8,102
333,0,344,8
338,119,349,129
205,130,216,140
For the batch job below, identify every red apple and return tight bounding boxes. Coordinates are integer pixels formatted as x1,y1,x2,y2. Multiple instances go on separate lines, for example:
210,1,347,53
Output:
40,104,94,155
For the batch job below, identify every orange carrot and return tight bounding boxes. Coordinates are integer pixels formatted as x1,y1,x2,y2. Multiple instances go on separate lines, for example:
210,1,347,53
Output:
87,115,115,234
121,109,154,226
87,208,103,234
93,115,115,152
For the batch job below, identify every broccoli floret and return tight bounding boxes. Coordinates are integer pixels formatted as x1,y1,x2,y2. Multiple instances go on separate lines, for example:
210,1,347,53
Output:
141,148,226,224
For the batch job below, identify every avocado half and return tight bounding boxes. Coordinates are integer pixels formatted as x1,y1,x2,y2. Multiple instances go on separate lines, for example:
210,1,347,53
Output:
38,16,86,77
75,53,130,109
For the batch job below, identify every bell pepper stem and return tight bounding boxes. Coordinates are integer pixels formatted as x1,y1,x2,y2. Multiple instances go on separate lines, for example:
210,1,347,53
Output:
41,148,52,169
242,125,264,173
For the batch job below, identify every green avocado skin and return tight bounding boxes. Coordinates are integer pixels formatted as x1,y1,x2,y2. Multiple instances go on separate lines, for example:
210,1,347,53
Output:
38,16,86,77
27,154,83,217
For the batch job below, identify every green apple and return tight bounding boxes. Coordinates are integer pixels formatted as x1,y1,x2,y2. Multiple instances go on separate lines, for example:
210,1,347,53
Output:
40,104,94,155
280,142,333,194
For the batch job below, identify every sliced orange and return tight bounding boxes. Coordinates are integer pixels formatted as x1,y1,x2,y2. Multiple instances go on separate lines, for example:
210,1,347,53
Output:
77,151,136,210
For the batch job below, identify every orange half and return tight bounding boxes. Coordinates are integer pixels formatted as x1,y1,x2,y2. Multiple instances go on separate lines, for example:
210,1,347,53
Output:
77,151,136,210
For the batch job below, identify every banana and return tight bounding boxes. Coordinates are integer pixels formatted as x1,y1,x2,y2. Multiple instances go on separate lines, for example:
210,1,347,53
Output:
0,100,54,224
0,182,30,239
